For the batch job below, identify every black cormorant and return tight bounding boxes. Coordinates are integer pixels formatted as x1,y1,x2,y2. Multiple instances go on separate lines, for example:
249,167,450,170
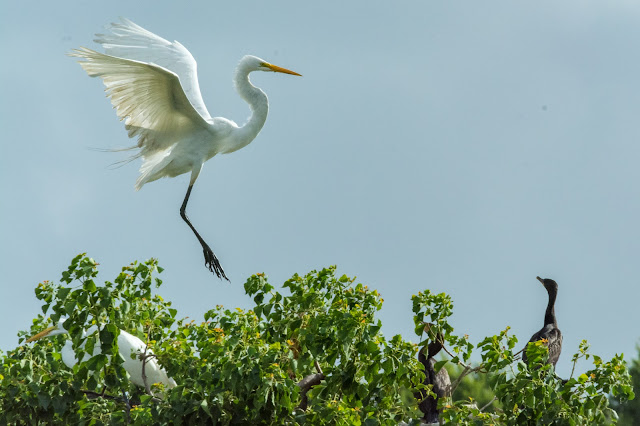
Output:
417,339,451,423
522,276,562,367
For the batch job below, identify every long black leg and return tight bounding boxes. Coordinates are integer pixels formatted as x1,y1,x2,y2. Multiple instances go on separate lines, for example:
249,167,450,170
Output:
180,184,229,281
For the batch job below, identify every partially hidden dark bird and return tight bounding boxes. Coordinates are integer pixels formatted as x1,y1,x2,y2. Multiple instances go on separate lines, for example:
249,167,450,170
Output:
522,276,563,367
417,337,451,424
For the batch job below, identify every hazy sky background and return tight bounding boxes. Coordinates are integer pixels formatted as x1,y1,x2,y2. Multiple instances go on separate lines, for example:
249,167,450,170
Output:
2,1,640,379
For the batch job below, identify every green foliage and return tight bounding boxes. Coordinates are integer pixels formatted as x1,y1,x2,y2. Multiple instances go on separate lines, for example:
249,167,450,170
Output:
0,255,634,425
448,363,502,414
411,289,634,425
611,344,640,425
0,255,423,425
0,254,175,424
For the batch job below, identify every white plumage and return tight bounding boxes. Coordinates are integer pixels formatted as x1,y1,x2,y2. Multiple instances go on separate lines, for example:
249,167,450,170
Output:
26,318,177,389
69,18,301,280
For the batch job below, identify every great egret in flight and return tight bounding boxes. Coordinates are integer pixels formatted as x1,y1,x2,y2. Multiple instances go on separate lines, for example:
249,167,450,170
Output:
26,318,177,389
69,18,301,280
522,276,563,367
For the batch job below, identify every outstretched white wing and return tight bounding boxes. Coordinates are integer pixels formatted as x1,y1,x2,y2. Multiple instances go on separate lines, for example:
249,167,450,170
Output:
69,47,210,156
94,18,212,121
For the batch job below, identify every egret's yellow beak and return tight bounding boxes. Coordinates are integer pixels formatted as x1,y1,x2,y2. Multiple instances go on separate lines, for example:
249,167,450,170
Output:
263,63,302,76
26,326,57,343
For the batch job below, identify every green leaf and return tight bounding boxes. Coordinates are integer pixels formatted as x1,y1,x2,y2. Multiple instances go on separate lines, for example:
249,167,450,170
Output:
87,376,98,391
64,299,75,315
86,354,109,372
83,280,97,293
57,287,71,301
200,399,211,416
434,359,448,373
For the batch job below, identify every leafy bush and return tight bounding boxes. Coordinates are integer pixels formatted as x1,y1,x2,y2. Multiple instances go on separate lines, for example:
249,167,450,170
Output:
611,345,640,425
0,255,634,425
414,288,634,425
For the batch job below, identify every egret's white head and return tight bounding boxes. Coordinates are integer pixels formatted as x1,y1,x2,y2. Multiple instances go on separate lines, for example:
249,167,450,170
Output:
239,55,301,76
25,317,69,343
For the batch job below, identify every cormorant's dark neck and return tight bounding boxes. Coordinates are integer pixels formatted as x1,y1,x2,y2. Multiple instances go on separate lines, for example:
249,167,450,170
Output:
428,340,443,358
419,340,444,364
544,287,557,327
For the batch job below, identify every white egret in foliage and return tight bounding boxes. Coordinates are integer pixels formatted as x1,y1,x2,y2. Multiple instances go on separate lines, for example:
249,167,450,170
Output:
26,318,176,389
69,18,301,280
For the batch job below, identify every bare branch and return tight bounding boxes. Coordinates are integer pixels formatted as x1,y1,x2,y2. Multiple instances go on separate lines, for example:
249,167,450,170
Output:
297,370,325,411
479,396,497,412
448,362,486,396
569,354,583,380
439,343,468,368
449,364,471,395
426,330,472,371
121,390,131,422
298,372,324,390
81,389,126,403
141,344,152,396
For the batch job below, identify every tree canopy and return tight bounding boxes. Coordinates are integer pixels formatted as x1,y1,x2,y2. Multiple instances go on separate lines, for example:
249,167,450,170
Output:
0,255,634,425
611,345,640,425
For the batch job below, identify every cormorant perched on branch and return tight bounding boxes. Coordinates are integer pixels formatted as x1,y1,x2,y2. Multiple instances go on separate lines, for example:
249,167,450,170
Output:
522,276,562,367
417,339,451,424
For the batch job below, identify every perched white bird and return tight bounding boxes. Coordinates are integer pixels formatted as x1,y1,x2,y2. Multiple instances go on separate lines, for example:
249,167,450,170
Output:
26,318,177,389
69,18,301,280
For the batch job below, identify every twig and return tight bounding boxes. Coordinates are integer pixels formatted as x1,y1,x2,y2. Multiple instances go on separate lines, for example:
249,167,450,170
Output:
141,344,152,396
139,326,165,402
81,389,126,403
513,348,524,360
138,350,164,403
436,341,486,374
569,355,581,380
122,390,131,422
433,335,471,371
479,396,497,412
448,364,470,395
449,362,486,395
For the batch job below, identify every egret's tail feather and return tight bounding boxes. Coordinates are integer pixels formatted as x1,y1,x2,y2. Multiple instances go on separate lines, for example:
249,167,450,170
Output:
135,148,173,191
87,146,142,169
106,153,143,170
87,145,138,153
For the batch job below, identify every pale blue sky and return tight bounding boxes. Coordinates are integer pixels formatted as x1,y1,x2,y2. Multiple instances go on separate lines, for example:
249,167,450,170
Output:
2,1,640,379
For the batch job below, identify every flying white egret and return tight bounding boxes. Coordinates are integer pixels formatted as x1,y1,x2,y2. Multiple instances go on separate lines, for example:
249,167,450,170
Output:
69,18,301,280
26,318,177,389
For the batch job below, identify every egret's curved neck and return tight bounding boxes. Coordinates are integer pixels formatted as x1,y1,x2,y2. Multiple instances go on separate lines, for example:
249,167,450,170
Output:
544,288,557,327
228,63,269,153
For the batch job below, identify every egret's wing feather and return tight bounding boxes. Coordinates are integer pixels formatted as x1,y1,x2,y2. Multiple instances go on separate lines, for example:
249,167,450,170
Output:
69,47,209,156
117,330,176,388
94,18,212,120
